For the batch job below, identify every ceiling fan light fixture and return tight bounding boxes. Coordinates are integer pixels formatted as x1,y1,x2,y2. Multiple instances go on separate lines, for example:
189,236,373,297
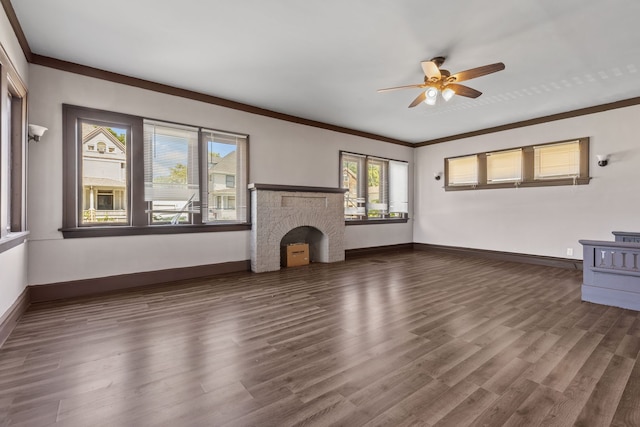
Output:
424,87,438,105
442,87,455,101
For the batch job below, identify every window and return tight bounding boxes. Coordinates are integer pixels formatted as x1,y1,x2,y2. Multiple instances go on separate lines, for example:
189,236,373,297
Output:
445,138,589,191
0,50,28,254
62,105,249,237
447,155,478,186
534,141,580,179
81,121,129,224
487,149,522,184
340,151,408,221
342,153,365,219
144,121,200,224
204,129,247,222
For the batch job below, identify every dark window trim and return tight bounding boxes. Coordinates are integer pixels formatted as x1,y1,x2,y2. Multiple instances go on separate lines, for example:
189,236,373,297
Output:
444,137,590,191
9,93,25,232
62,104,250,237
62,105,142,229
1,44,28,246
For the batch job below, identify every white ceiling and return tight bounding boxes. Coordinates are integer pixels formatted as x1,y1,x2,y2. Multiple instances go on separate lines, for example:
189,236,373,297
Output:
11,0,640,143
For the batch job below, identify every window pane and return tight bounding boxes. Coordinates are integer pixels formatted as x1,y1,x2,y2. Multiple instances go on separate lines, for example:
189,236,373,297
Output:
448,155,478,185
534,140,580,179
367,158,388,218
389,160,408,215
144,121,199,224
487,149,522,183
204,130,247,222
80,122,128,224
342,153,365,218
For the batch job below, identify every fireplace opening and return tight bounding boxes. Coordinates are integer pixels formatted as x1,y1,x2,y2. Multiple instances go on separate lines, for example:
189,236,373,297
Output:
280,226,327,266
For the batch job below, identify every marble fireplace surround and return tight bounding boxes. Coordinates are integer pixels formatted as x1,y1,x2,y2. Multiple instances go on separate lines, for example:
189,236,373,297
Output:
249,183,347,273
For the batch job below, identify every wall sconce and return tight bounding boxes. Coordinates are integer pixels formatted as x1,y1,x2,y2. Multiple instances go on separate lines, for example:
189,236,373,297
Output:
28,124,48,142
434,172,442,181
596,154,609,167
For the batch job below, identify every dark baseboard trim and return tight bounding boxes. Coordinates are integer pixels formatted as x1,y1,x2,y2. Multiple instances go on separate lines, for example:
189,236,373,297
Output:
345,243,414,258
29,260,251,303
0,288,30,348
413,243,583,270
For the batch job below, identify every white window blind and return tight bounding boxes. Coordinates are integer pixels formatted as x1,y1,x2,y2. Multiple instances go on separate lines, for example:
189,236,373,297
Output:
389,160,408,213
487,149,522,183
144,121,200,202
534,140,580,179
447,155,478,185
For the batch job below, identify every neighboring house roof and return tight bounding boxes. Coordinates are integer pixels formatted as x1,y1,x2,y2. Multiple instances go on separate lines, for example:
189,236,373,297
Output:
211,151,236,175
82,126,127,153
83,177,126,188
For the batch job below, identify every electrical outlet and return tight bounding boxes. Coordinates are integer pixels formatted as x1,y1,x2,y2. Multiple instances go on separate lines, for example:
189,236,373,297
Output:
566,248,574,256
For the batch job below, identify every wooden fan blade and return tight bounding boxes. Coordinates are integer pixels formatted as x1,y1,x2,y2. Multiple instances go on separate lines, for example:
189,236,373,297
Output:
449,62,505,83
421,61,441,81
408,91,426,108
377,83,424,93
447,83,482,98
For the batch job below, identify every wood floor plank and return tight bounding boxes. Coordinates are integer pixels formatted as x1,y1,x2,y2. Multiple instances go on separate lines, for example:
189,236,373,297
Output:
482,357,531,395
521,327,586,384
616,334,640,360
432,387,498,427
468,378,539,426
410,379,479,425
1,250,638,426
611,356,640,427
502,384,563,427
541,330,604,392
574,354,635,427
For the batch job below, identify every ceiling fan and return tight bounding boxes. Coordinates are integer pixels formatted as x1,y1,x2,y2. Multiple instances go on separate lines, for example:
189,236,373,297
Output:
378,57,505,107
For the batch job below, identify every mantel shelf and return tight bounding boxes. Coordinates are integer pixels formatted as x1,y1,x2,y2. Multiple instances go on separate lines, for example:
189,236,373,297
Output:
248,183,347,194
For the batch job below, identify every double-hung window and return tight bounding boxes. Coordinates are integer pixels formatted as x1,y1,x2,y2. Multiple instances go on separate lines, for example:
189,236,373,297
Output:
62,105,249,237
340,151,408,221
0,50,28,254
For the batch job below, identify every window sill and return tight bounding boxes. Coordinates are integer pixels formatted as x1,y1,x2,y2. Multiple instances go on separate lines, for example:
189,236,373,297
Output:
0,231,30,254
345,218,409,226
60,223,251,238
445,177,590,191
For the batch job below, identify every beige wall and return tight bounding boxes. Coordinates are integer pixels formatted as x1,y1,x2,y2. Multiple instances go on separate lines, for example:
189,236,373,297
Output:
26,65,413,286
414,105,640,258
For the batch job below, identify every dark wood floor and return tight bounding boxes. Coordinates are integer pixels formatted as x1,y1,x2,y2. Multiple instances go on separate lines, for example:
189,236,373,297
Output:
1,250,640,426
